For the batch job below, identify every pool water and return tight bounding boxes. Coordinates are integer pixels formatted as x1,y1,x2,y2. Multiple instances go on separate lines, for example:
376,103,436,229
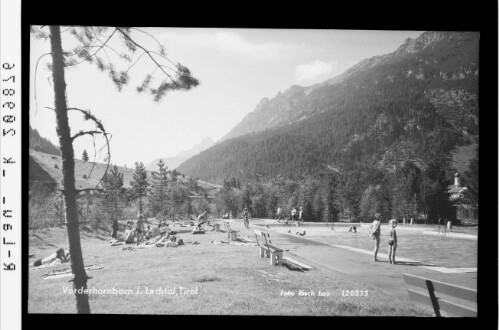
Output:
267,224,477,268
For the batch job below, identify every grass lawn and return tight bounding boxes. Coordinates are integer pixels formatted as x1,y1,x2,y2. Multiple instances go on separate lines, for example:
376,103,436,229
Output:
28,225,430,316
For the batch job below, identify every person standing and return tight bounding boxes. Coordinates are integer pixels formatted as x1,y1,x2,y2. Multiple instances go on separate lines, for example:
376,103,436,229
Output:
242,207,250,229
388,219,398,264
275,207,282,221
368,213,382,262
135,213,145,245
112,219,119,239
299,206,303,223
291,207,297,222
195,211,207,231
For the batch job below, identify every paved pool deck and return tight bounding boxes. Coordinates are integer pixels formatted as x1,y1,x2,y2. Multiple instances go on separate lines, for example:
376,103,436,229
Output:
224,219,477,304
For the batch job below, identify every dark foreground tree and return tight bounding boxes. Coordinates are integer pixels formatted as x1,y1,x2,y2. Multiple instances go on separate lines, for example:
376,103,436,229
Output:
37,25,199,313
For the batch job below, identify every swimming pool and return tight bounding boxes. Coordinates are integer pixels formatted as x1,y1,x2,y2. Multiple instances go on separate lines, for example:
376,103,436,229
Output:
257,222,477,268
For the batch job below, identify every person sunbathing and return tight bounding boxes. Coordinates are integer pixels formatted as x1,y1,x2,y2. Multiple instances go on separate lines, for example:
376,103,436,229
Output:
124,226,136,244
30,248,70,267
141,223,171,245
143,225,151,239
146,224,160,239
156,235,179,248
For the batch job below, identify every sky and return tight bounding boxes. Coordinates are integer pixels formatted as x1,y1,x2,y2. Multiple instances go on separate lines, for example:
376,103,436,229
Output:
29,28,423,168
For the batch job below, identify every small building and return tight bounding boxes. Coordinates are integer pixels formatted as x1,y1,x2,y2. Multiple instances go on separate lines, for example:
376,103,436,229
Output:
447,172,478,225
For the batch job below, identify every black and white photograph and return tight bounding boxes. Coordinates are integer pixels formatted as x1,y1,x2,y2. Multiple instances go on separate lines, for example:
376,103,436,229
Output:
21,1,496,321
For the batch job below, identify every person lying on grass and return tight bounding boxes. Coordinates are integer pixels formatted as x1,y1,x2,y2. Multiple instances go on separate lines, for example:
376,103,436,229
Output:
155,235,179,248
287,230,306,236
123,236,200,250
140,223,177,245
30,248,70,268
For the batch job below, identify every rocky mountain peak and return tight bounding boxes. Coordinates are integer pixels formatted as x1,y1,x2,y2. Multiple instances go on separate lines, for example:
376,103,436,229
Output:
395,31,459,54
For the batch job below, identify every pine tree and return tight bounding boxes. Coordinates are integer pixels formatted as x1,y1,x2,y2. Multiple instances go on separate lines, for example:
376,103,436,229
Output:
82,149,89,162
130,162,149,213
359,185,379,222
312,191,325,222
462,150,478,210
150,159,170,217
33,25,199,313
322,172,340,222
220,187,240,217
240,184,253,213
343,175,361,221
100,165,124,233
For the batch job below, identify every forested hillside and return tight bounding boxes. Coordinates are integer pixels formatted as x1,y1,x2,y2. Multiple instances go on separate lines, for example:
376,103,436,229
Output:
178,31,479,183
29,125,61,155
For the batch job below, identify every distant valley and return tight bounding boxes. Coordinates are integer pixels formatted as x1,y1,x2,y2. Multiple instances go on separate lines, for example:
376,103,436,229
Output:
146,137,214,172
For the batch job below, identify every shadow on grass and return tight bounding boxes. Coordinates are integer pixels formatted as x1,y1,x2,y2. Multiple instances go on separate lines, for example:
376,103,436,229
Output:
394,261,436,267
195,275,222,283
282,261,308,272
31,234,58,248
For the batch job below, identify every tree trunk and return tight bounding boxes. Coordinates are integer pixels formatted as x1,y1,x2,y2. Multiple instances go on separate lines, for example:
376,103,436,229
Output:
50,25,91,314
86,196,89,222
114,194,118,221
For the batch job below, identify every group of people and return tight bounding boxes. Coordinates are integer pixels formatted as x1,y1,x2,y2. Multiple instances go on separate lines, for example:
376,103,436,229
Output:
275,206,304,225
368,213,398,264
111,213,181,246
111,211,212,248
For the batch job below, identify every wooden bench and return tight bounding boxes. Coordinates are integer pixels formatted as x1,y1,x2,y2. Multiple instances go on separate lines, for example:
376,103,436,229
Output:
403,273,477,317
254,229,283,266
222,220,238,241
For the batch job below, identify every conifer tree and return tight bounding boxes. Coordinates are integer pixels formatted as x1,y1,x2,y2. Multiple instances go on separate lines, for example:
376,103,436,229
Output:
130,162,149,213
150,159,170,217
322,172,340,222
462,150,478,211
82,149,89,162
100,165,124,229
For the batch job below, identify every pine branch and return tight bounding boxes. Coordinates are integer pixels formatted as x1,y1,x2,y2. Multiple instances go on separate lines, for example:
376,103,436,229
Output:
46,106,112,189
66,28,117,67
34,53,53,115
131,27,167,55
115,27,181,89
76,188,103,194
71,130,102,141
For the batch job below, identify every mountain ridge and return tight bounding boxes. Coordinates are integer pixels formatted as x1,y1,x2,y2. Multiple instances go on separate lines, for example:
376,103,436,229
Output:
146,136,214,171
220,31,478,143
178,31,479,183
